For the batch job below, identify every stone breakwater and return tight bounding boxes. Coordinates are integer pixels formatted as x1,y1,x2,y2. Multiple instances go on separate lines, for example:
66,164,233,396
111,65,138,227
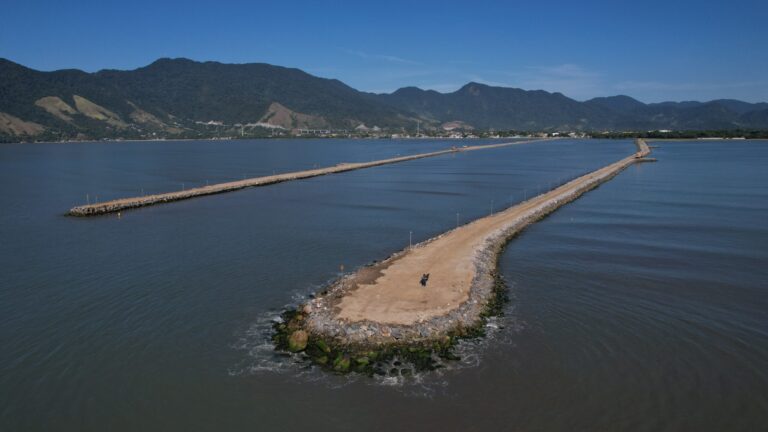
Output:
68,139,548,216
277,139,650,367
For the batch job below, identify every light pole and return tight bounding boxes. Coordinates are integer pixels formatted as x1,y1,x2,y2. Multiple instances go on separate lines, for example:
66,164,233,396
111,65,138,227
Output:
409,231,412,249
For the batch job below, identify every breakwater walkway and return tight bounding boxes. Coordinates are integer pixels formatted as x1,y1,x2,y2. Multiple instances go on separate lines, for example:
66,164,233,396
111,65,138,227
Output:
68,139,548,216
296,139,651,349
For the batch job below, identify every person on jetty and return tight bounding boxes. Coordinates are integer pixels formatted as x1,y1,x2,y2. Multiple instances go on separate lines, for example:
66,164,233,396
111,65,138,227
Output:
420,273,430,287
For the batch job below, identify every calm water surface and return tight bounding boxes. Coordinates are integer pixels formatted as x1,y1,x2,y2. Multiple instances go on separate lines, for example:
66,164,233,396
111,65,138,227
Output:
0,138,766,431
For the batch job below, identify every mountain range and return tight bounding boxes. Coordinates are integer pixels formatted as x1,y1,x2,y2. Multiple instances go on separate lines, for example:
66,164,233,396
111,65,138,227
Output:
1,57,767,141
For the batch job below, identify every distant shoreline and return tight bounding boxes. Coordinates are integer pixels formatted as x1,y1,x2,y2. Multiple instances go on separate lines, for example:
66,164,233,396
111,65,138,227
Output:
0,135,510,145
4,135,767,145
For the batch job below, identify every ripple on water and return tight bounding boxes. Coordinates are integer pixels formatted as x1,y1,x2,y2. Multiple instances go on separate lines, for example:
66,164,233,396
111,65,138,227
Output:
231,281,526,393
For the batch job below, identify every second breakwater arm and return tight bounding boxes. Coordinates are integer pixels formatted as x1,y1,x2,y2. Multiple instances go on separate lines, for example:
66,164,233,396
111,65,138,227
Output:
68,139,549,216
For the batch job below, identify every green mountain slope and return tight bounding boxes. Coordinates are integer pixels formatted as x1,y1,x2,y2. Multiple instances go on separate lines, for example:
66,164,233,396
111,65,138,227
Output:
1,57,766,142
375,83,615,130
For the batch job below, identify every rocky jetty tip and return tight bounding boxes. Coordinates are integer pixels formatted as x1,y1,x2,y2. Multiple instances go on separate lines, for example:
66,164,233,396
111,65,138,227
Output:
274,139,651,373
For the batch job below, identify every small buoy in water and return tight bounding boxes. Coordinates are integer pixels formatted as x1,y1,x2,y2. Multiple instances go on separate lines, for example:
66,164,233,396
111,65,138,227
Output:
118,212,122,219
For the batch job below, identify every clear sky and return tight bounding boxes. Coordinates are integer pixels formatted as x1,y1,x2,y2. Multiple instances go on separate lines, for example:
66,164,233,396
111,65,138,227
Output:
2,0,766,102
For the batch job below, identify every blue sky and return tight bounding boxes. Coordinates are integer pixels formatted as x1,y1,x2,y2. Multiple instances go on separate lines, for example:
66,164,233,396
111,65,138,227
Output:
2,0,766,102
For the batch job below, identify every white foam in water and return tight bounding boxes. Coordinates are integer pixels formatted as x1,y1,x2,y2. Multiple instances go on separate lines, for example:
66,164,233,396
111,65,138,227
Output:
231,283,526,393
229,311,291,375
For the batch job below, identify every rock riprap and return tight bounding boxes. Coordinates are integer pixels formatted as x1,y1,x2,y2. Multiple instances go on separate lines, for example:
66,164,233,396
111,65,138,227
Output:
274,139,651,373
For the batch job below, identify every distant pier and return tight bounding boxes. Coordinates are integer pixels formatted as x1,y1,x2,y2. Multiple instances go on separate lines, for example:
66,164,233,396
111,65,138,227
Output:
68,139,548,216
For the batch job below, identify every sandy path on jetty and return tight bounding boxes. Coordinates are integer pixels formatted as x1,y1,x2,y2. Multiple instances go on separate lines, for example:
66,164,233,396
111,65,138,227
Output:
335,142,649,326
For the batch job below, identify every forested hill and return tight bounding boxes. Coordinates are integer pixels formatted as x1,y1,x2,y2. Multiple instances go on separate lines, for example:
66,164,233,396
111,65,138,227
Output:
2,57,767,141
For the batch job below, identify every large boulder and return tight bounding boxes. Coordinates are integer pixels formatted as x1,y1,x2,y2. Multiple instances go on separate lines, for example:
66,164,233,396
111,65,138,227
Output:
333,354,351,372
287,330,308,352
